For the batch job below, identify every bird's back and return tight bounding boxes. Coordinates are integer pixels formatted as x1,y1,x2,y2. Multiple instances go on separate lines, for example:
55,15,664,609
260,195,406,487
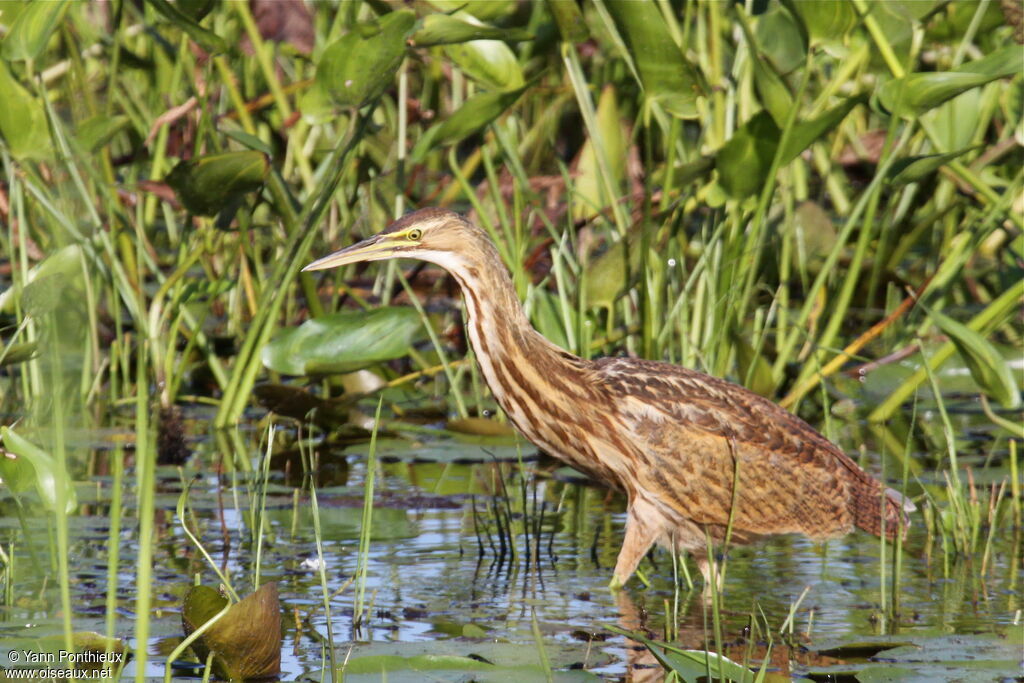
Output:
586,357,910,545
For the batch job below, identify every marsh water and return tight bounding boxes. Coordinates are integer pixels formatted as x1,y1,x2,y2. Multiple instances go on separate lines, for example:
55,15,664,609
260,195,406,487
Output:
0,389,1020,681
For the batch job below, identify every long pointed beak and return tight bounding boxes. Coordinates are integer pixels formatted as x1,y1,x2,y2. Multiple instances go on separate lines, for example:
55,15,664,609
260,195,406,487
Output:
302,234,390,272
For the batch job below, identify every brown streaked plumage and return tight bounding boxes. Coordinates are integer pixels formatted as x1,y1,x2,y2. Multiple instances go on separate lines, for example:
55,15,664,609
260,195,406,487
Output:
304,208,914,589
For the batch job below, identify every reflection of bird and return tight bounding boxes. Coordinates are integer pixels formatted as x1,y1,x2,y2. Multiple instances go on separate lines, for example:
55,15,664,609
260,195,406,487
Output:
305,208,914,590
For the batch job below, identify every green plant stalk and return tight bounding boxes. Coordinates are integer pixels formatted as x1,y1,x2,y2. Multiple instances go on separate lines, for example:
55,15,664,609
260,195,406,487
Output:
43,317,75,655
530,607,554,682
851,0,906,79
868,278,1024,422
143,34,189,238
163,601,233,683
561,41,630,236
215,112,371,426
788,117,901,394
308,460,338,678
253,422,274,590
233,0,314,190
104,444,125,641
771,126,910,379
133,339,155,683
355,397,383,627
396,271,469,418
737,50,814,323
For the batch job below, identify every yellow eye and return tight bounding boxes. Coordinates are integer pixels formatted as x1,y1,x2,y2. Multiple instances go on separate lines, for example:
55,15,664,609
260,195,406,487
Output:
407,228,422,241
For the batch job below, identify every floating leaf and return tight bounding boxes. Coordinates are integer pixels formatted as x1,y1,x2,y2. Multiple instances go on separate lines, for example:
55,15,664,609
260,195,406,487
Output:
344,654,494,674
411,13,533,47
1,0,69,61
262,307,424,376
253,384,355,426
887,145,980,185
447,417,516,437
929,309,1021,409
182,583,282,680
165,151,269,217
877,45,1022,117
316,10,415,109
0,62,49,160
603,0,704,118
0,426,78,515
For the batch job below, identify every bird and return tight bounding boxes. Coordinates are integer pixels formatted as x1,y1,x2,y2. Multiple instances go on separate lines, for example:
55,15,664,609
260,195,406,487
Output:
303,207,915,590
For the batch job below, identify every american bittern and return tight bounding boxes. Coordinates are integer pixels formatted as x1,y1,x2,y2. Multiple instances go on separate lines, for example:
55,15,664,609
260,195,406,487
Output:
304,208,914,589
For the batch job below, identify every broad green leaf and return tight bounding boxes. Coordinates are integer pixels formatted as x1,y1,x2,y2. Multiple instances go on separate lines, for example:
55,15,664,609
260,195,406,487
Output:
0,341,38,366
145,0,229,53
717,95,866,198
182,583,281,680
165,151,269,216
572,85,626,219
604,0,704,118
545,0,589,43
75,114,130,152
316,10,415,109
755,5,806,74
887,145,980,185
222,128,274,155
0,0,68,61
583,240,631,310
444,37,525,91
606,626,762,683
878,45,1023,117
751,51,794,128
716,111,780,198
0,426,78,515
0,61,49,160
424,0,517,22
779,93,867,161
0,244,84,314
929,309,1021,409
411,13,533,47
783,0,858,45
261,307,424,376
411,87,526,162
733,333,775,398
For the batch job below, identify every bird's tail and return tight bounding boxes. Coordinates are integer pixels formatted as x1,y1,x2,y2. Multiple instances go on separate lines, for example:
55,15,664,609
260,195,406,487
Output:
853,483,916,541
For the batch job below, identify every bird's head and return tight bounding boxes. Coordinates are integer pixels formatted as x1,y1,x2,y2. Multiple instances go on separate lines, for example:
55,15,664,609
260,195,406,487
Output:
302,208,483,273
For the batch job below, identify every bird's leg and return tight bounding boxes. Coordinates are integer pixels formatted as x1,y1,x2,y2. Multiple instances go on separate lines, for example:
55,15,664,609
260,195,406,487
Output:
694,554,724,600
609,500,661,591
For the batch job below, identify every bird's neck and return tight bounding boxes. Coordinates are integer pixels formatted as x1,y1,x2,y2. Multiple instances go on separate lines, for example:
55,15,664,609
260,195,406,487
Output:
440,252,587,428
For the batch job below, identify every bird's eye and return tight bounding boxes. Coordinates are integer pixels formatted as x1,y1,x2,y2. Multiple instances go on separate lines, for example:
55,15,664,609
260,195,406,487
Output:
407,228,422,241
